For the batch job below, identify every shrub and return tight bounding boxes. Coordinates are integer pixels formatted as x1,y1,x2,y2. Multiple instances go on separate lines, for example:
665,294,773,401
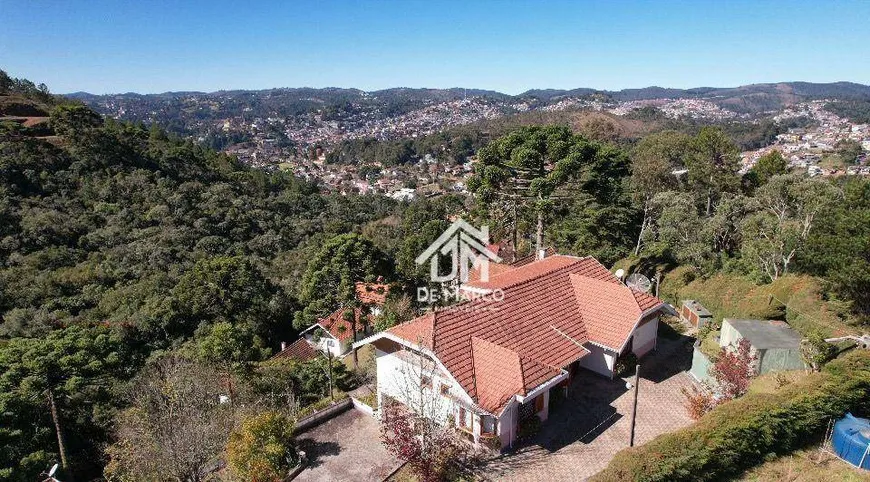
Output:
800,331,836,371
681,385,717,420
226,411,299,482
591,350,870,482
710,338,756,399
517,415,541,441
614,352,638,378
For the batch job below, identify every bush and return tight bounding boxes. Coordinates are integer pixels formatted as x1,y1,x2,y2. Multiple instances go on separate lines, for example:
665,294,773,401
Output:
226,411,299,482
614,352,638,378
295,392,349,421
517,415,541,441
681,385,717,420
591,350,870,482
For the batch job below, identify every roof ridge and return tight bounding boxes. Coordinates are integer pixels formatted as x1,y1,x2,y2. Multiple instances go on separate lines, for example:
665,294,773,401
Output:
493,256,590,292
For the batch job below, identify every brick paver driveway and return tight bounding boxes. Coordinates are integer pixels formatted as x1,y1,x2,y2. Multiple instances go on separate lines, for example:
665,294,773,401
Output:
295,409,400,482
481,328,696,481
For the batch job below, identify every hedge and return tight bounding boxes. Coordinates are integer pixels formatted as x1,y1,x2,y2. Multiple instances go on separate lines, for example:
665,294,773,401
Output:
591,350,870,482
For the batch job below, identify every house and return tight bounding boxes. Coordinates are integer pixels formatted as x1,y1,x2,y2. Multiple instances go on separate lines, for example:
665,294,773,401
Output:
719,319,807,374
354,254,667,449
274,282,390,361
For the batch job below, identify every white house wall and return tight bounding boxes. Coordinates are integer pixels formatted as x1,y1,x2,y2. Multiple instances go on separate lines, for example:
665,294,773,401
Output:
579,343,617,378
305,333,345,358
632,316,659,357
375,348,457,424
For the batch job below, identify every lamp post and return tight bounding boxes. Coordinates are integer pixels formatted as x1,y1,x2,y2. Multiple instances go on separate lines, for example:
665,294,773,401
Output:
626,363,640,447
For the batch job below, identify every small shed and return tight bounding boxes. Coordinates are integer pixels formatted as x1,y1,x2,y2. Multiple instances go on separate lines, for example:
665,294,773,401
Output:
680,300,713,329
719,319,807,374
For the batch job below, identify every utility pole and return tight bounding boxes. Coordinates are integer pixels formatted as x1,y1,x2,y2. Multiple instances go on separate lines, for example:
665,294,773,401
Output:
47,388,71,480
628,363,640,447
326,350,334,400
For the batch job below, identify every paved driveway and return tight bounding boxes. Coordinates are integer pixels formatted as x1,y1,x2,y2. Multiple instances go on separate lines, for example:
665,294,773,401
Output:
481,329,696,481
295,409,400,482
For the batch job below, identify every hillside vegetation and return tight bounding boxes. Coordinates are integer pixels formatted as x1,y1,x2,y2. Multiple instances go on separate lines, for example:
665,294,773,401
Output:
660,271,856,337
592,350,870,482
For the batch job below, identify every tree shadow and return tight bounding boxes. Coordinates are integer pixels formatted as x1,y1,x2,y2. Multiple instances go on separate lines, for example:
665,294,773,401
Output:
296,439,342,468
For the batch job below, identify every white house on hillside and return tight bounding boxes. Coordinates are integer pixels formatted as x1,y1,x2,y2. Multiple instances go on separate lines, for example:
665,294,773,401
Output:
355,255,666,449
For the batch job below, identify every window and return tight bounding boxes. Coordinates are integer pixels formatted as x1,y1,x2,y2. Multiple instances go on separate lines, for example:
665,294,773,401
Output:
421,375,432,389
457,407,471,429
440,383,450,396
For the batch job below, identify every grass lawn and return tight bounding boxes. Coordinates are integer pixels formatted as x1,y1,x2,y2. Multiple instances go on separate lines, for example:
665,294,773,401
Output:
739,447,870,481
343,343,377,373
659,271,857,338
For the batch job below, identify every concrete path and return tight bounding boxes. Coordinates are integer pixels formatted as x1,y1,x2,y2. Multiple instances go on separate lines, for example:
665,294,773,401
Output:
295,409,400,482
481,330,697,481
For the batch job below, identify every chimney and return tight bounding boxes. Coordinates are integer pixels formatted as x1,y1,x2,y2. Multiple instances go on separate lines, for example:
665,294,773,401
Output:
538,249,546,260
280,341,287,351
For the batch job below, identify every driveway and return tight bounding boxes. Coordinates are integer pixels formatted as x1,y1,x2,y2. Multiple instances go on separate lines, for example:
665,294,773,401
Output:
295,409,400,482
481,327,696,481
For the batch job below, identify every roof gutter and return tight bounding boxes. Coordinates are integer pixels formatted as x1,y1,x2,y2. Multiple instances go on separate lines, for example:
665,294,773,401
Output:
515,369,569,404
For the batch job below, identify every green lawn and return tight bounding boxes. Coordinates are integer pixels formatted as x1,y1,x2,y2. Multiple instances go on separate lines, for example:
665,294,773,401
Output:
739,448,870,481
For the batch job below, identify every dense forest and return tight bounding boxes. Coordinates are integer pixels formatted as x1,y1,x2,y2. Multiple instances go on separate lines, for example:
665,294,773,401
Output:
1,72,869,481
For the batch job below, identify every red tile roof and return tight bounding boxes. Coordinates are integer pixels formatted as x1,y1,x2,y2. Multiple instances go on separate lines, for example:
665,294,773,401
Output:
389,312,434,349
570,274,658,350
355,282,390,305
318,308,366,342
273,338,319,362
383,255,665,414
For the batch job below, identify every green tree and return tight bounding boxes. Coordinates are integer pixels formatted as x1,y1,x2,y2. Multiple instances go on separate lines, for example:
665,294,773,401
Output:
467,125,625,254
629,131,689,254
0,325,130,481
171,256,278,337
686,127,740,216
835,139,863,165
749,150,788,187
741,174,840,281
294,233,389,329
49,104,103,139
798,177,870,319
226,411,298,482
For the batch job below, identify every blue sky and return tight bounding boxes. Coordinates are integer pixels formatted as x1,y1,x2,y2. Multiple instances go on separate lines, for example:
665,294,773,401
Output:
2,0,869,95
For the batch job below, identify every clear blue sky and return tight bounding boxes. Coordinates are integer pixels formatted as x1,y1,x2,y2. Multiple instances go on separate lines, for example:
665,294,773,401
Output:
2,0,869,95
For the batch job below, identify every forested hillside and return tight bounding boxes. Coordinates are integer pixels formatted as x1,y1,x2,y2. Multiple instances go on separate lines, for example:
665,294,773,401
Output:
1,73,869,481
0,76,402,480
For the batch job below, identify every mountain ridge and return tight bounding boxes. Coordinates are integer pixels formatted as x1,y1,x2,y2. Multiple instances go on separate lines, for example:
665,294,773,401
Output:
67,81,870,101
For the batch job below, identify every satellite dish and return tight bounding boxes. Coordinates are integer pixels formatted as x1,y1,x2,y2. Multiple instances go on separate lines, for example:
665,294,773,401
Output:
625,273,652,293
614,268,625,280
48,464,58,476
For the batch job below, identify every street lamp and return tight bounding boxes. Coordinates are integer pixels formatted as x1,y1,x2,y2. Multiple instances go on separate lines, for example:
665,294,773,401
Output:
626,364,640,447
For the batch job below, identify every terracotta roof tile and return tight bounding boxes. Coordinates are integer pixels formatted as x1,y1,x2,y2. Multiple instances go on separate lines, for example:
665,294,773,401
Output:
378,255,665,414
272,338,319,362
388,312,434,349
355,282,390,305
570,274,664,350
317,308,366,342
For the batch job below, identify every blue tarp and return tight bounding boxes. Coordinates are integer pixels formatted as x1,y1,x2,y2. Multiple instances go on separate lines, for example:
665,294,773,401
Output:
832,413,870,470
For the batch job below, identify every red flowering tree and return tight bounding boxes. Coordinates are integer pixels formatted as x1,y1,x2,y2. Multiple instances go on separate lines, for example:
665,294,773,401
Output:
683,338,757,419
710,338,757,400
379,346,467,482
380,403,462,482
